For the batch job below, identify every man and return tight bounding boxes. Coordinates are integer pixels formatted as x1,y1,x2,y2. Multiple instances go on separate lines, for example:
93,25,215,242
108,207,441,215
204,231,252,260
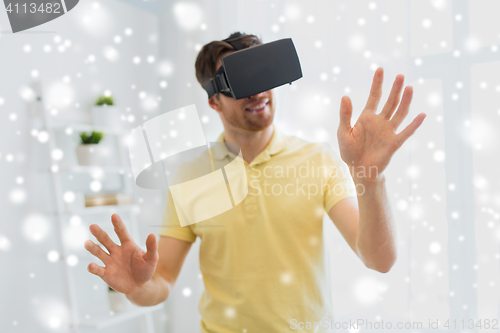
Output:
84,32,426,332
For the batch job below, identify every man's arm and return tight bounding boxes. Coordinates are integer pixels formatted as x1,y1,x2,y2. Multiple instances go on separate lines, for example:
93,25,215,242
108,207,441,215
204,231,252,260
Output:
327,175,397,274
330,67,426,273
126,236,193,306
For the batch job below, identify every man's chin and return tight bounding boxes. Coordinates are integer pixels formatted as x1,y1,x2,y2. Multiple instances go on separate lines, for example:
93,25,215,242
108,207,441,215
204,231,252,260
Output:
244,117,274,131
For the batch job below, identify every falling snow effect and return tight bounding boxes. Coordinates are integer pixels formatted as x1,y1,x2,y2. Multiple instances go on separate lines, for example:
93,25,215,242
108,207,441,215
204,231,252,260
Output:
0,0,499,331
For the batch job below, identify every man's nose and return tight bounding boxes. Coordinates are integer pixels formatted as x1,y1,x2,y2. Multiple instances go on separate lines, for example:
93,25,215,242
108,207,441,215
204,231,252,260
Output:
247,91,268,99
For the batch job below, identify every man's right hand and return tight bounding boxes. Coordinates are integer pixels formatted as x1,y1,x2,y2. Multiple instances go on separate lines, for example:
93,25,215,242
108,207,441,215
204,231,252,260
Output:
84,213,159,295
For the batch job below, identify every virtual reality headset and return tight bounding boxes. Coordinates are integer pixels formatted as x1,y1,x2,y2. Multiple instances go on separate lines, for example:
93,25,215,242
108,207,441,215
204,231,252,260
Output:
203,35,303,99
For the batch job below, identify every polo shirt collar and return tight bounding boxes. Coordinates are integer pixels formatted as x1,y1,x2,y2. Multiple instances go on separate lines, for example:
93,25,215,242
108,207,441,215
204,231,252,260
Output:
211,124,287,165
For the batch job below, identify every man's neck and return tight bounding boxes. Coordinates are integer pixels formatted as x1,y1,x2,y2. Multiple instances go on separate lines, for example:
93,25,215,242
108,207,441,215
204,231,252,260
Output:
223,124,275,163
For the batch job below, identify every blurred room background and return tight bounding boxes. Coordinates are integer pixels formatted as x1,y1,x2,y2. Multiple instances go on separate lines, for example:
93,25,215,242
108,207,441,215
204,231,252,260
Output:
1,0,499,332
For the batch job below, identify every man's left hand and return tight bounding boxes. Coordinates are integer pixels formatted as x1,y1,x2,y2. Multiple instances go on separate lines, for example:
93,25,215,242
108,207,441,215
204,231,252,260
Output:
337,67,426,183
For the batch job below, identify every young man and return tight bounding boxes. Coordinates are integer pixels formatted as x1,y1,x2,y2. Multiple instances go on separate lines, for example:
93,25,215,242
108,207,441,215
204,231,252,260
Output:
84,32,426,332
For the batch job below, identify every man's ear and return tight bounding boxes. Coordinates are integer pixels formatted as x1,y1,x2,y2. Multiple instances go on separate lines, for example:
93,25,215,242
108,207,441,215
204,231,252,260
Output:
208,94,222,113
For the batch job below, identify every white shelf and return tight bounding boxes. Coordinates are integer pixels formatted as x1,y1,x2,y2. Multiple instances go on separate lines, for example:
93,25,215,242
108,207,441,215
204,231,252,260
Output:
48,122,132,136
29,81,153,332
58,165,132,174
66,204,138,215
78,303,164,329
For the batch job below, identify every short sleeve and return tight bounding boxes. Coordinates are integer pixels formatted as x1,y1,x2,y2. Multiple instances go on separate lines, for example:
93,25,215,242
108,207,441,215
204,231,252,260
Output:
159,189,197,243
322,144,357,213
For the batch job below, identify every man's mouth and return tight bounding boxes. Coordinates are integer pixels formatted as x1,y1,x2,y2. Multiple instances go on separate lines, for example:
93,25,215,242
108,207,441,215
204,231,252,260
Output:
245,101,269,113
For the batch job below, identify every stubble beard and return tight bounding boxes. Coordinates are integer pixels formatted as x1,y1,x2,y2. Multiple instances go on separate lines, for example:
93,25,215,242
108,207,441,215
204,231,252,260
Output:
223,105,274,132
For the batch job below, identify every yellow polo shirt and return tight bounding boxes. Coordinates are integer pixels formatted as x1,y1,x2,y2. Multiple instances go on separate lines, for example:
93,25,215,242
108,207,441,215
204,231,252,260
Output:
159,125,357,333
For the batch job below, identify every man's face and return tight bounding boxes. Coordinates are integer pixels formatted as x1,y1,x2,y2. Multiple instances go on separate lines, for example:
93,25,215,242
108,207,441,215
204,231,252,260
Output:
208,51,275,132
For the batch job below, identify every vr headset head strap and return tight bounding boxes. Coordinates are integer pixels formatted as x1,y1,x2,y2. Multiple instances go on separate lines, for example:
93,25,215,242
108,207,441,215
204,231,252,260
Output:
204,32,247,99
204,66,231,98
223,32,246,51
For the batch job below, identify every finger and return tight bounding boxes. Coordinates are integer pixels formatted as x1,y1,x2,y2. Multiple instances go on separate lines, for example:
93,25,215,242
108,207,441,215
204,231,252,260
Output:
111,214,133,245
84,239,110,264
143,234,159,264
389,86,414,130
338,96,353,134
364,67,384,111
395,113,427,147
379,74,405,119
89,224,118,253
87,262,106,278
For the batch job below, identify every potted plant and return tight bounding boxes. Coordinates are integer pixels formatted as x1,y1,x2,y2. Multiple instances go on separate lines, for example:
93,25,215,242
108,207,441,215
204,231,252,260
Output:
91,95,121,129
107,285,133,313
75,131,105,166
96,96,114,106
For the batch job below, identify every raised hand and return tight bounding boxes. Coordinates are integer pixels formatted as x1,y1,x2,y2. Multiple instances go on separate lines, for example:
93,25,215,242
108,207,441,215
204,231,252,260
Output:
337,67,426,182
84,214,159,295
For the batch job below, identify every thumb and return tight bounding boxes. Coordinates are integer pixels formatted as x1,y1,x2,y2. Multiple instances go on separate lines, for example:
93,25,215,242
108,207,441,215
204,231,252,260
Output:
338,96,353,134
143,234,158,264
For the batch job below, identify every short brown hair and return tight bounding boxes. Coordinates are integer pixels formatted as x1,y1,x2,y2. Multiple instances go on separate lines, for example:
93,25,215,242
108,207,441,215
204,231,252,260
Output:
195,32,263,92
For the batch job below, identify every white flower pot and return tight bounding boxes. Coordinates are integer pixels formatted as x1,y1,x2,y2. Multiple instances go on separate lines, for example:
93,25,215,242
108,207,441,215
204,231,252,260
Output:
108,290,133,313
91,105,121,129
76,144,104,166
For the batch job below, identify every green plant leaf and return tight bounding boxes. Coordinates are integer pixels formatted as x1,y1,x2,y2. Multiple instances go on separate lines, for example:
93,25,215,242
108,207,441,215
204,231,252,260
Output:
79,131,104,144
95,95,114,106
